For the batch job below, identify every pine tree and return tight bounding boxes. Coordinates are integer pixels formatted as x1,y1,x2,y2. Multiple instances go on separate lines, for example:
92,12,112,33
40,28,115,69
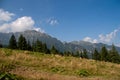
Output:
27,40,32,51
32,40,36,52
80,52,83,58
63,51,67,56
0,42,2,48
42,43,48,54
100,46,108,61
35,39,43,52
74,51,80,57
109,44,120,63
18,34,27,50
9,34,17,49
83,49,88,59
51,46,58,54
64,51,72,56
93,48,100,61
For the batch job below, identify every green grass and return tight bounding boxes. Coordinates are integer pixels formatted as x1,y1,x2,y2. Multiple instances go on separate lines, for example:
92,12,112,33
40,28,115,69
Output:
0,48,120,80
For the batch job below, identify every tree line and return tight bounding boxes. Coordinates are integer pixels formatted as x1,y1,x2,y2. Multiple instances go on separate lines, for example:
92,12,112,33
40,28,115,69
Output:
1,34,120,64
7,34,90,58
92,45,120,63
8,34,57,54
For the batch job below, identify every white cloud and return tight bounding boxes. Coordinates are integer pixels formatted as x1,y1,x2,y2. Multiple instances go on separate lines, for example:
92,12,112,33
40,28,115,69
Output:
83,37,92,42
0,9,45,33
47,17,59,26
99,29,119,43
83,28,120,45
83,37,98,43
0,9,15,22
11,16,34,32
93,39,98,43
33,27,45,33
0,23,11,33
0,16,45,33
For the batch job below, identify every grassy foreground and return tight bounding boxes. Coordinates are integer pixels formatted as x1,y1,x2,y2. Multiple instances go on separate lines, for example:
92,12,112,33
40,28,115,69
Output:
0,48,120,80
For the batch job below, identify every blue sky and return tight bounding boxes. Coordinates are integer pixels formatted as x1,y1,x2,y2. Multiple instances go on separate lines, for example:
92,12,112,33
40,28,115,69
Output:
0,0,120,46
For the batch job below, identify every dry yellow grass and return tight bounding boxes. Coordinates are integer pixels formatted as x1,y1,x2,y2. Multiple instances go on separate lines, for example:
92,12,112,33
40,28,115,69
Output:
0,48,120,80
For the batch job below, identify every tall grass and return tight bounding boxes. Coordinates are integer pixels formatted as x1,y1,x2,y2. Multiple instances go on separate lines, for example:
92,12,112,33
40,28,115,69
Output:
0,48,120,80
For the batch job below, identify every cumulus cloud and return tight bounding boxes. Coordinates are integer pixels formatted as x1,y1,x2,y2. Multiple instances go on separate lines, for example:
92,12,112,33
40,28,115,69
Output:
47,17,59,26
98,29,119,43
10,16,34,32
0,24,10,32
83,37,98,43
83,28,120,45
0,16,45,33
0,9,15,22
0,9,45,33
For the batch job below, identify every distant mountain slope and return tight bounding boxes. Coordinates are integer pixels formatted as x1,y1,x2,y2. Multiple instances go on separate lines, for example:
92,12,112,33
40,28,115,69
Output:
0,30,120,54
0,30,65,52
69,40,120,53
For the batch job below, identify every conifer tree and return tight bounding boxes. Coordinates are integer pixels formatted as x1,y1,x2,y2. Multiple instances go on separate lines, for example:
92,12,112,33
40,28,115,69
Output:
83,49,88,59
63,51,67,56
32,40,36,52
64,51,72,56
100,46,108,61
51,46,58,54
35,39,43,52
42,43,48,53
93,48,100,60
27,40,32,51
18,34,27,50
0,42,2,48
79,51,83,58
9,34,17,49
0,44,2,48
109,44,120,63
74,51,80,57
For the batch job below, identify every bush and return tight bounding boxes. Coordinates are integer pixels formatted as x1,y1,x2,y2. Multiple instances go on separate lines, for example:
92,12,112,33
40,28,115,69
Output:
51,67,59,72
50,66,66,73
4,49,12,56
0,63,23,80
0,63,15,73
0,72,23,80
76,69,89,77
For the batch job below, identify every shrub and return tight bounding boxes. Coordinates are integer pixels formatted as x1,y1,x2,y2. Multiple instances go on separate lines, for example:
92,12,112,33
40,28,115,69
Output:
4,49,12,56
0,63,23,80
76,69,89,77
50,66,66,73
0,63,15,73
51,67,59,72
0,72,23,80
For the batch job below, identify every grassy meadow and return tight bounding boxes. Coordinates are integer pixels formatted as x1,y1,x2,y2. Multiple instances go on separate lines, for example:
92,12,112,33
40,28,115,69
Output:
0,48,120,80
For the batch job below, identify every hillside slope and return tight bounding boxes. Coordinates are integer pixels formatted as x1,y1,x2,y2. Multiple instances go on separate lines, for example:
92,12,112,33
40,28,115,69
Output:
0,48,120,80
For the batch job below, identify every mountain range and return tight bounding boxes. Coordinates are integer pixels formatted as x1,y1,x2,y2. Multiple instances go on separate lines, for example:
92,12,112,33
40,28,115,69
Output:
0,30,120,55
